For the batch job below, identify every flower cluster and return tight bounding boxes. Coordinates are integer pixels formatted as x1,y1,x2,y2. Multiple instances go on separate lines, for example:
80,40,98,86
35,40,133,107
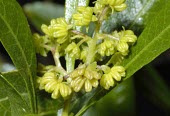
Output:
97,0,126,12
34,0,138,99
38,72,72,99
69,63,101,92
73,6,97,26
41,18,72,44
100,66,125,89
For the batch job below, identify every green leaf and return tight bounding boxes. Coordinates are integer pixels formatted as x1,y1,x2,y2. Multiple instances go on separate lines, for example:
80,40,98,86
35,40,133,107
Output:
65,0,90,22
0,0,37,113
36,91,64,116
24,2,64,32
122,0,170,78
71,1,170,115
0,71,31,115
83,77,136,116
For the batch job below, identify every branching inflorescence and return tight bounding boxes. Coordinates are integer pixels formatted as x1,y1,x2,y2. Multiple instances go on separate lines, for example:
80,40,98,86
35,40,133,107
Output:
34,0,137,100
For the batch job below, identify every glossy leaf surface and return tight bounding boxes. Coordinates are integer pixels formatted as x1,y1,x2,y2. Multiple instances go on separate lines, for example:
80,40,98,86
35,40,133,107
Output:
0,0,37,114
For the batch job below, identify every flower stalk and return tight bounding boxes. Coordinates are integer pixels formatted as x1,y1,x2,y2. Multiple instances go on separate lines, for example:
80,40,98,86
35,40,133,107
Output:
33,0,138,115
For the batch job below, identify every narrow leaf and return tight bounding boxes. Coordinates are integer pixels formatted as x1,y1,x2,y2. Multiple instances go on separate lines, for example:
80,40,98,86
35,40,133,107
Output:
0,71,31,115
122,1,170,78
0,0,37,113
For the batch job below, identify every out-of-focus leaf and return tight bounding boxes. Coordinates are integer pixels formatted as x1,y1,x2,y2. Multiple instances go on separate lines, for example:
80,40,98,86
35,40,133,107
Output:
135,64,170,112
0,71,30,115
83,77,136,116
101,0,166,34
0,0,37,114
24,2,64,32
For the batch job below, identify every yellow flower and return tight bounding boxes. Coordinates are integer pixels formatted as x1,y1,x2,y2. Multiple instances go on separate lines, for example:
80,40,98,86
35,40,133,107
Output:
65,42,80,59
38,72,72,99
98,39,116,56
69,63,101,92
116,41,129,56
73,6,97,26
97,0,127,12
41,18,72,44
33,33,50,56
100,65,125,89
112,29,137,56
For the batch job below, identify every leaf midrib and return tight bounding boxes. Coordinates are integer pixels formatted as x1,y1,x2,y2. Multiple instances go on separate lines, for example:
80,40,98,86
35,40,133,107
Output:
0,74,29,109
124,24,170,77
0,12,34,111
129,0,154,29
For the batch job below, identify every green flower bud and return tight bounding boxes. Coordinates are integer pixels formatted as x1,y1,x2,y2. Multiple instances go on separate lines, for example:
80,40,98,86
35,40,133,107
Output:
100,65,125,89
110,66,125,81
85,79,92,92
33,33,50,56
93,1,105,15
119,30,137,44
38,72,72,99
65,42,81,59
73,6,97,26
69,63,101,92
98,0,127,12
41,18,72,44
98,39,115,56
117,41,129,56
100,74,114,90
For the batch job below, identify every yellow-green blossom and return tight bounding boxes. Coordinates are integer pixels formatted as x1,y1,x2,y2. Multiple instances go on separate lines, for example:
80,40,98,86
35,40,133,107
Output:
38,72,72,99
69,63,101,92
97,0,127,12
98,39,116,56
65,42,80,59
112,29,137,56
73,6,97,26
100,66,125,89
41,18,72,44
33,33,51,56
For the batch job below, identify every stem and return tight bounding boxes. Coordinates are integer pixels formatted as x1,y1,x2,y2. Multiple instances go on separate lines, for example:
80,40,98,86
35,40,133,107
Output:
85,36,98,64
51,47,67,75
85,6,110,64
62,100,70,116
65,54,75,73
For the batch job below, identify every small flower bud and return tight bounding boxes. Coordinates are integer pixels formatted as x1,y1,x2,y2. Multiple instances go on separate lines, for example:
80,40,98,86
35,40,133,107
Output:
41,18,72,44
38,72,72,99
100,65,125,89
98,39,115,56
97,0,127,12
100,74,114,90
110,66,125,81
73,6,97,26
117,42,129,56
65,42,80,59
33,33,50,56
85,79,92,92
